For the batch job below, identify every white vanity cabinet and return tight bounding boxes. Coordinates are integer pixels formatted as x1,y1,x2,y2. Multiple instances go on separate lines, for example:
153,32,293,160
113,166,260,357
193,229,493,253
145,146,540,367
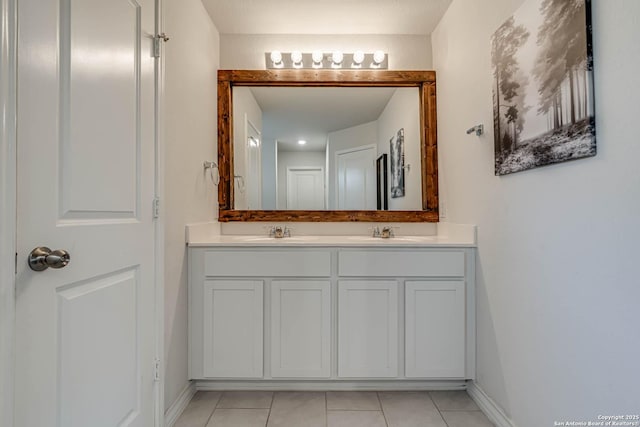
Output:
202,280,263,378
189,243,476,386
338,280,398,378
405,281,466,378
271,280,331,378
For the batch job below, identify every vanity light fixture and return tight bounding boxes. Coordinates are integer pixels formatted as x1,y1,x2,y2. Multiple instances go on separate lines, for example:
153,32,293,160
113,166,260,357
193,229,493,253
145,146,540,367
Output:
265,51,388,70
298,140,307,145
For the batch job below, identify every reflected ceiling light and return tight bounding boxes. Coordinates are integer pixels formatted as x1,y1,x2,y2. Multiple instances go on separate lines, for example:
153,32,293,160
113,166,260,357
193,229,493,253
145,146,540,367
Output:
331,50,344,68
298,140,307,145
291,50,303,68
352,50,365,67
373,50,386,67
270,50,283,67
312,50,324,68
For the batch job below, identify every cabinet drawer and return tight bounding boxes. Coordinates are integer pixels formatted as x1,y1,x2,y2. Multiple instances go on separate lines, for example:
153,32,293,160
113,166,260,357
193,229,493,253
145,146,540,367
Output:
338,250,465,277
204,250,331,277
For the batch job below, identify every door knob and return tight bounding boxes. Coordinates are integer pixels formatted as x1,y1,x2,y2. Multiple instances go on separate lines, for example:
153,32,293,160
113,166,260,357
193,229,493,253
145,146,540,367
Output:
28,247,71,271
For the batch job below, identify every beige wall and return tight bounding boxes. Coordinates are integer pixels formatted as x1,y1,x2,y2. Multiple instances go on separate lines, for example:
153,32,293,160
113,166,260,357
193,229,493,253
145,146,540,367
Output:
163,0,219,411
433,0,640,425
376,88,422,210
220,34,432,70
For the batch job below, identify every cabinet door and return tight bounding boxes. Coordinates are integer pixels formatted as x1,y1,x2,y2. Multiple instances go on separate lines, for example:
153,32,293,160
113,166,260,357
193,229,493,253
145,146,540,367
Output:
203,280,263,378
405,281,465,378
271,281,331,378
338,281,398,378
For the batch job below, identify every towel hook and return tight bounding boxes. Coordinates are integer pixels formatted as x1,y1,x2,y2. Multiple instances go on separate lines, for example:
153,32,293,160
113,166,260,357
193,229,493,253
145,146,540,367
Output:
204,161,219,185
466,124,484,136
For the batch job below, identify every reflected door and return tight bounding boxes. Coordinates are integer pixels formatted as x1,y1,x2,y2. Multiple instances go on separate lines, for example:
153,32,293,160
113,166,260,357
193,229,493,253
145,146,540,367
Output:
15,0,157,425
246,120,262,210
286,167,325,209
336,145,376,210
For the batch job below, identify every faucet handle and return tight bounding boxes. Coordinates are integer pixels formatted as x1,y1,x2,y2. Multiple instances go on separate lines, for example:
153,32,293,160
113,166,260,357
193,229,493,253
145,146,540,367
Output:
370,226,381,237
381,225,397,238
264,225,278,237
283,226,292,237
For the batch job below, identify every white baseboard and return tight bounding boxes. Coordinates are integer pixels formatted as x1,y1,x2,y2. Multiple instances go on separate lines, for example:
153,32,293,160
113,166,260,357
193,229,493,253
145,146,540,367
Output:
195,380,467,391
467,381,515,427
164,382,196,427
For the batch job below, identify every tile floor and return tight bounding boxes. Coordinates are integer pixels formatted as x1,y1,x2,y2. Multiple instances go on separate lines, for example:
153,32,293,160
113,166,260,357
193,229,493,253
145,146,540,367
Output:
174,390,495,427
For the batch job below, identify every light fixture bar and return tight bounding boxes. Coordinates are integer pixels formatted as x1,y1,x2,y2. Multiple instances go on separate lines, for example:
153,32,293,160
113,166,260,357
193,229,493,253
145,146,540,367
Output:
265,52,388,70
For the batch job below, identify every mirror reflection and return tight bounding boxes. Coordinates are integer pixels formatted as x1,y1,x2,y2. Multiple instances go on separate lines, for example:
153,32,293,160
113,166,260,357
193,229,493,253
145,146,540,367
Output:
233,86,422,211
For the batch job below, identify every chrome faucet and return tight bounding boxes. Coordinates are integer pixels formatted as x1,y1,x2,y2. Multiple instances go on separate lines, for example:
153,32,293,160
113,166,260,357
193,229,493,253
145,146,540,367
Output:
371,225,395,238
268,225,291,238
381,226,395,239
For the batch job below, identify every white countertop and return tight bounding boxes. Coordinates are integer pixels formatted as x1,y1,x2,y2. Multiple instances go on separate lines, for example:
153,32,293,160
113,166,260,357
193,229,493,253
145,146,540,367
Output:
186,222,477,248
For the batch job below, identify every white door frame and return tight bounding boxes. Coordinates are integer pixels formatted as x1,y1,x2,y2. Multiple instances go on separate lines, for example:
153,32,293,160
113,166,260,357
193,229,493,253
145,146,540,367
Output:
154,0,166,424
0,0,165,425
0,2,17,427
334,143,377,208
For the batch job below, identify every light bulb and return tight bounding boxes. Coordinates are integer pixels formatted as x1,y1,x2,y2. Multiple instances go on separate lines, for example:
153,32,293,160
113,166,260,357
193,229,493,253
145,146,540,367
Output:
332,50,343,65
353,50,365,65
312,50,324,64
298,140,307,145
291,50,303,65
373,50,386,65
270,50,283,65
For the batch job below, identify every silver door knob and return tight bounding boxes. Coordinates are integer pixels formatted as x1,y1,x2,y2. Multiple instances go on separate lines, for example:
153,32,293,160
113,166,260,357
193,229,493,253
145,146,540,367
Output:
28,247,71,271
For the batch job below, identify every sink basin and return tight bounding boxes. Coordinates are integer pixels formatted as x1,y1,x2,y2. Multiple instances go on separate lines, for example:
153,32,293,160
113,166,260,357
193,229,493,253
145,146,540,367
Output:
231,236,320,242
346,236,429,243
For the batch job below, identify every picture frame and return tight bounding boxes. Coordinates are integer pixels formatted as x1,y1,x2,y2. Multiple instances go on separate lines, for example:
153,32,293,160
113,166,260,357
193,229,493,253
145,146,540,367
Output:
376,154,388,210
390,128,405,198
491,0,596,175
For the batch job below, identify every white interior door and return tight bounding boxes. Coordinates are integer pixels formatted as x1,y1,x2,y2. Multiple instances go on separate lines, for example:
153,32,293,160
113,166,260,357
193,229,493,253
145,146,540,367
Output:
286,167,325,209
245,118,262,209
15,0,157,426
336,145,376,210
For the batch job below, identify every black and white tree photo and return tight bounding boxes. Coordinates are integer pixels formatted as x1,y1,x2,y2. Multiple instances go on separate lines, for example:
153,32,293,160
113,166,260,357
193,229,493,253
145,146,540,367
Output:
390,128,405,198
492,0,595,175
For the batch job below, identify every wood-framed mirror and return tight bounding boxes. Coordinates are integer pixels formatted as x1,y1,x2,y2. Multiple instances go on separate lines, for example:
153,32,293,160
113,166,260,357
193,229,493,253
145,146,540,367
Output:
218,70,438,222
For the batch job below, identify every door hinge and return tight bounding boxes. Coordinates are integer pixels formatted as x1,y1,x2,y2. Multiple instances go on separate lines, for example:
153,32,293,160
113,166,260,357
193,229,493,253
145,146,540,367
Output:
153,33,169,58
153,358,161,382
153,197,160,219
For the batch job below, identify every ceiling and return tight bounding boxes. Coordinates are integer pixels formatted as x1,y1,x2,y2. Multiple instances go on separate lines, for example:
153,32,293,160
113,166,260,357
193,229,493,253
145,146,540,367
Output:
201,0,452,35
249,87,398,151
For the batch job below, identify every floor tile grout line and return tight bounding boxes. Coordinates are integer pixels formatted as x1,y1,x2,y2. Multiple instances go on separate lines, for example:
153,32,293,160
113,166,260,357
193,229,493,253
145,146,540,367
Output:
324,391,328,427
203,392,222,427
426,391,450,427
264,391,275,427
376,391,390,427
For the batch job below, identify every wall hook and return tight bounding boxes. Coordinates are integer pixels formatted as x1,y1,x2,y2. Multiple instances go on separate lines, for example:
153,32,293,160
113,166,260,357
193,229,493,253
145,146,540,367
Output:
466,124,484,136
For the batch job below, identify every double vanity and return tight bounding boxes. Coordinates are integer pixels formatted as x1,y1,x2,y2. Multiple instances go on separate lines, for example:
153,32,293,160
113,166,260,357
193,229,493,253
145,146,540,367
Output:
188,70,474,390
187,224,476,390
